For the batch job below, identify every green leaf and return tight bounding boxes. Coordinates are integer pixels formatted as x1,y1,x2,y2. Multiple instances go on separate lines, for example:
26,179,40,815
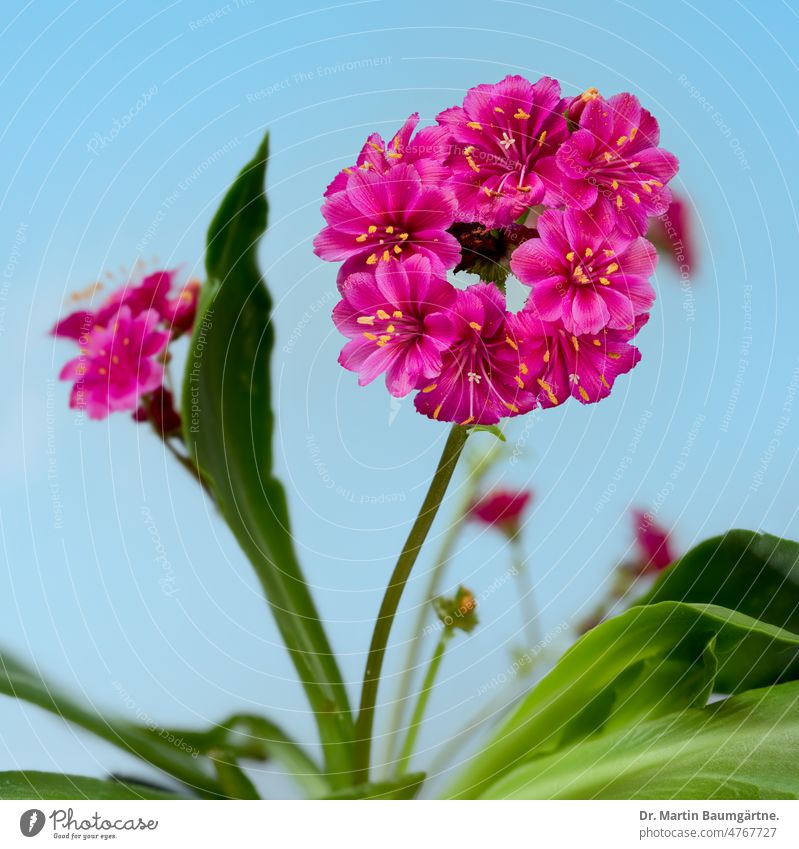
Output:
324,772,426,800
209,755,260,799
0,653,220,797
147,714,328,798
446,602,799,798
639,530,799,633
0,771,182,800
481,681,799,799
181,133,354,784
468,424,506,442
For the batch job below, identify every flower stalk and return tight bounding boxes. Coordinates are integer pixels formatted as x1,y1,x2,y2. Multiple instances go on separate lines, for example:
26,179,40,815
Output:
353,423,469,784
395,630,451,776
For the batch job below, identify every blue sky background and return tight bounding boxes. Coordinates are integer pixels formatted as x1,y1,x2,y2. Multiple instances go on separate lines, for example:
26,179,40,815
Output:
1,0,798,796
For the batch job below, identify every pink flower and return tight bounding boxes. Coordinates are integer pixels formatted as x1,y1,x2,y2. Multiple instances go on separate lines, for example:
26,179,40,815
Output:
565,87,601,125
51,269,190,340
510,208,657,334
324,114,450,196
414,283,537,425
332,255,458,397
165,278,200,334
549,92,679,236
631,509,674,573
313,163,460,282
512,309,646,407
470,489,533,535
648,196,696,273
437,75,569,227
58,307,169,420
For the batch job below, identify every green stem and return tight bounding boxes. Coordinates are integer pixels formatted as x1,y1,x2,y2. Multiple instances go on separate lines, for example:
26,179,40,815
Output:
353,424,469,784
396,631,451,776
383,441,501,768
510,536,543,650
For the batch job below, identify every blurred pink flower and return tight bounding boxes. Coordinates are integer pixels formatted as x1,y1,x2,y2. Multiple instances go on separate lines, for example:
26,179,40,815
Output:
58,307,168,420
631,509,675,573
470,489,533,536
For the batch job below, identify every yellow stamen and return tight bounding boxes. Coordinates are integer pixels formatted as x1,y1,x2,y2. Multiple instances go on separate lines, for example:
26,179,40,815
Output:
505,335,518,351
363,332,377,341
566,250,575,262
355,234,368,242
469,321,482,331
584,247,593,258
632,192,641,204
366,253,378,265
422,383,437,393
376,309,390,320
368,225,378,234
385,225,394,234
616,135,627,146
578,386,590,401
537,378,558,405
571,335,579,351
356,316,375,325
514,108,530,120
382,250,391,262
503,402,520,413
606,262,619,273
467,121,483,130
392,310,403,319
514,375,525,388
433,403,442,419
598,277,611,286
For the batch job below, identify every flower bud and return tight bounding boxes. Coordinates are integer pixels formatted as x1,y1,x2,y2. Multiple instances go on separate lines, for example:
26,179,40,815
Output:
566,87,600,125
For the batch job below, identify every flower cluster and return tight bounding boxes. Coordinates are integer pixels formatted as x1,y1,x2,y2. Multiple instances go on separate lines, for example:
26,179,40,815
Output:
51,269,199,423
316,75,678,425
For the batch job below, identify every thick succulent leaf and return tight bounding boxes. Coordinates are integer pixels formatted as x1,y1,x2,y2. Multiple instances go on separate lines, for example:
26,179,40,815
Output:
639,530,799,633
481,681,799,799
446,602,799,798
180,133,353,782
0,653,219,796
0,771,182,800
